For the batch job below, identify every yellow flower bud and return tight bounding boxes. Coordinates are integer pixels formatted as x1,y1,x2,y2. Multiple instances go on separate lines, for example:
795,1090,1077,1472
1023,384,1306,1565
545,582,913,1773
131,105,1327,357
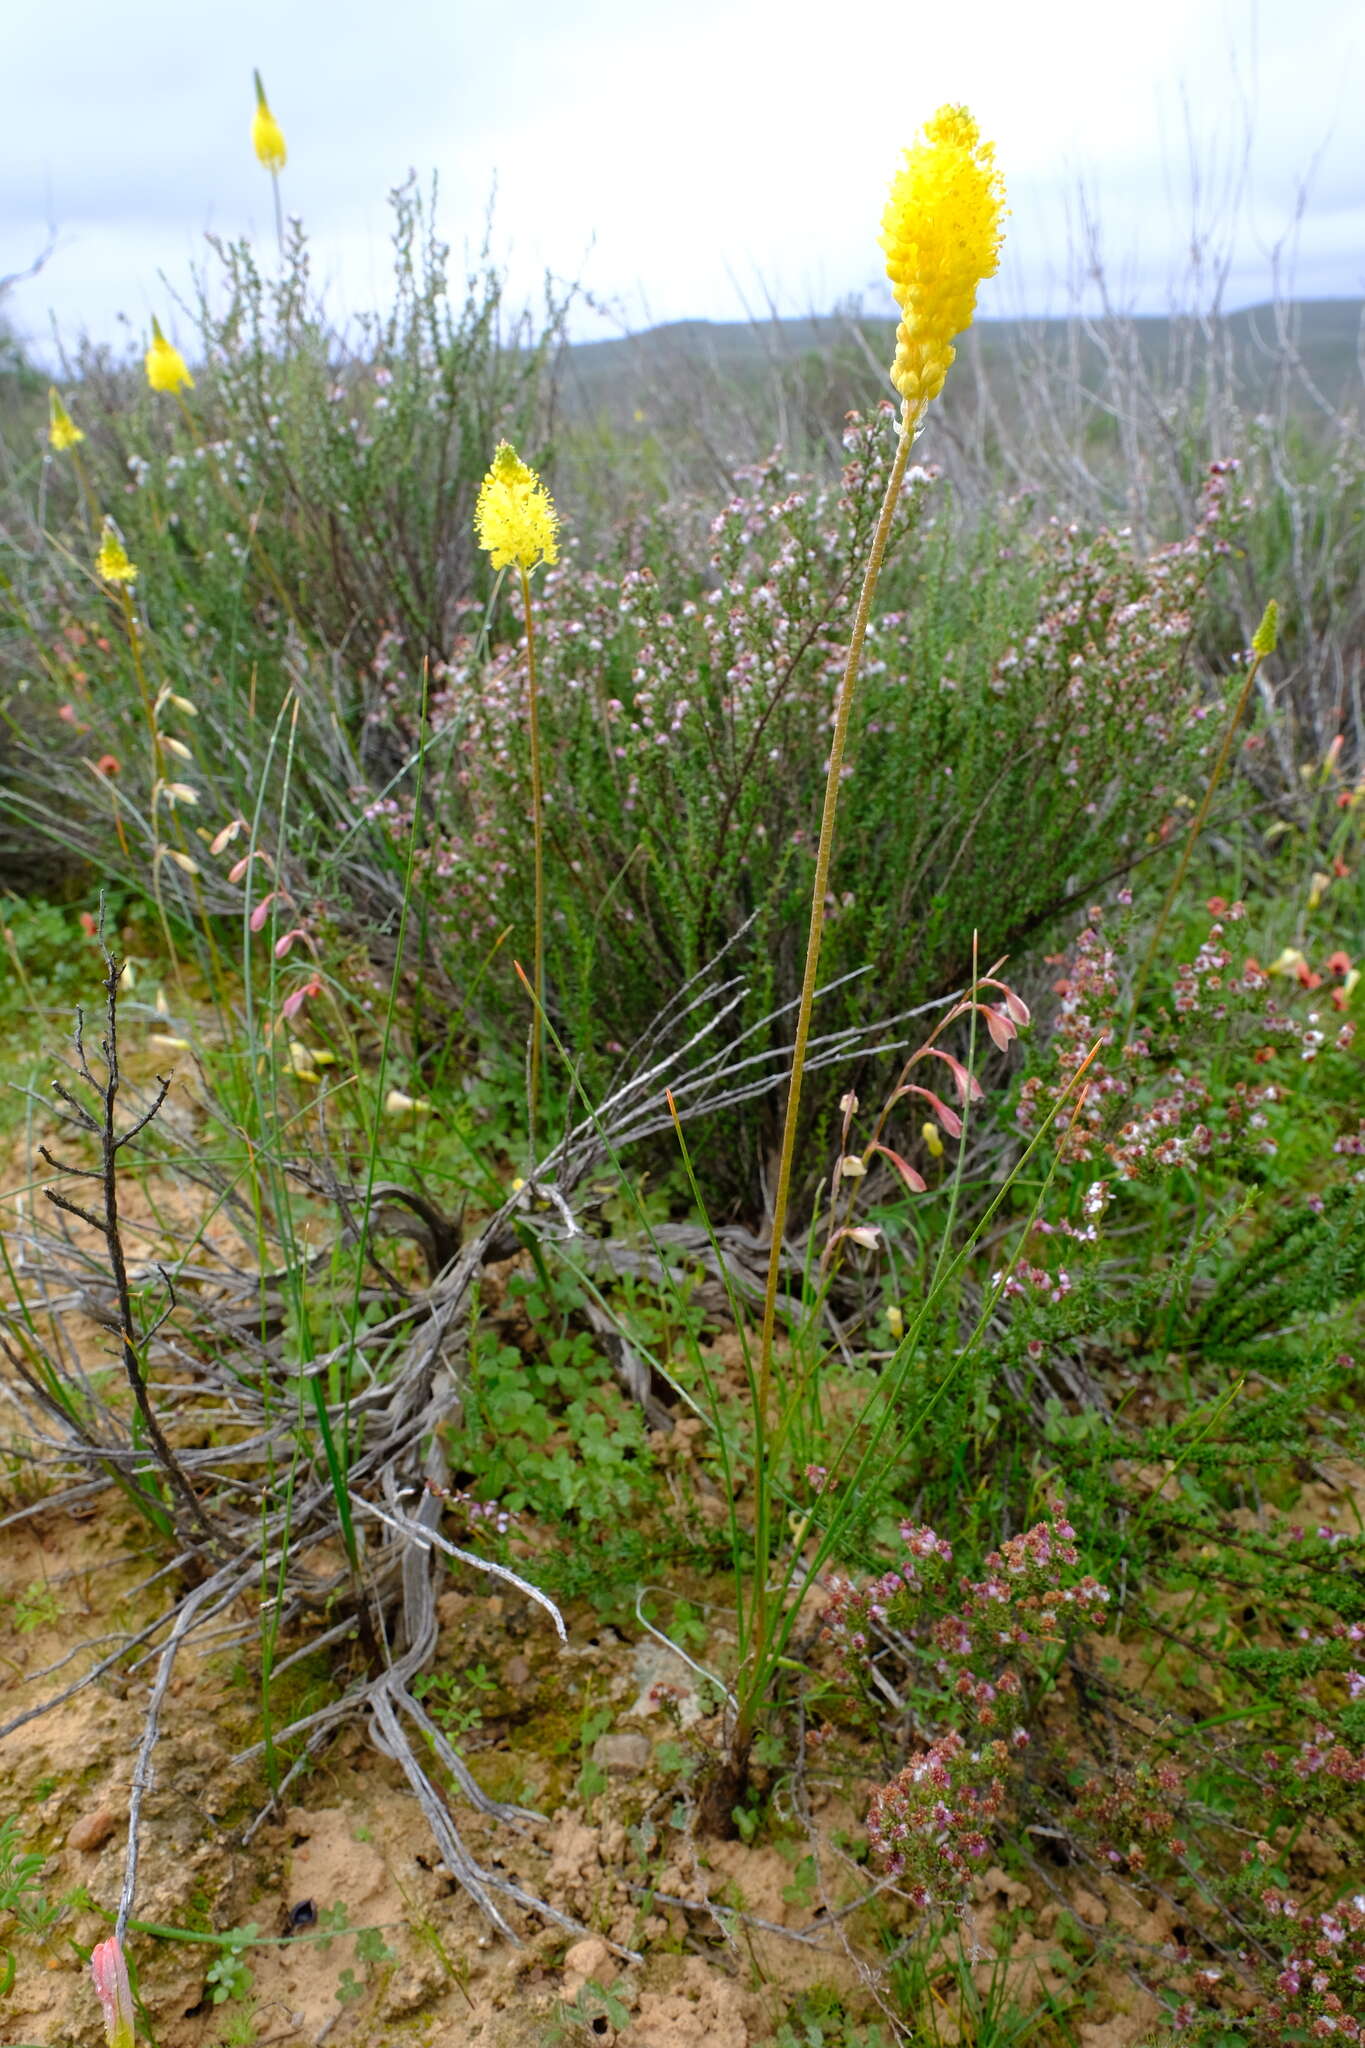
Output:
48,388,84,451
384,1088,433,1119
922,1119,945,1159
882,107,1006,418
886,1304,904,1341
1251,599,1279,657
145,318,194,395
252,70,287,172
474,442,559,572
95,519,138,585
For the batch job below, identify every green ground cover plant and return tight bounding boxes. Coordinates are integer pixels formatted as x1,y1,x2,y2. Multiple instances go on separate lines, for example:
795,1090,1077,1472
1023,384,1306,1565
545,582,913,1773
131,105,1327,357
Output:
0,72,1362,2048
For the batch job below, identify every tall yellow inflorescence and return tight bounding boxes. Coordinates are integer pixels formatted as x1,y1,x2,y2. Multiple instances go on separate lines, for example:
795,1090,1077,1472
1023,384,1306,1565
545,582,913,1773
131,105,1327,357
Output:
252,70,287,173
145,318,194,395
881,105,1006,418
474,443,559,573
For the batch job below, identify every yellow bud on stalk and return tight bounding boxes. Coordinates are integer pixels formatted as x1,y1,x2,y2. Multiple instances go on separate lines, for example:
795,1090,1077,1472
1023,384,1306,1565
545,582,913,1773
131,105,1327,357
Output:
252,70,287,172
48,388,84,450
145,318,194,394
95,520,138,585
1252,599,1279,656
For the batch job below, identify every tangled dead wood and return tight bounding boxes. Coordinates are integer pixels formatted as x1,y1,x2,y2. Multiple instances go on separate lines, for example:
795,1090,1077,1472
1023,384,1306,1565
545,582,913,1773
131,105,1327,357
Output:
0,943,960,1944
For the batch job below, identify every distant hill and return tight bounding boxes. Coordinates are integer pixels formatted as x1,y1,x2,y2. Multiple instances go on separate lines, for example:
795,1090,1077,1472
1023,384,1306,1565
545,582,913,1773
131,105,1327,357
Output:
558,300,1364,426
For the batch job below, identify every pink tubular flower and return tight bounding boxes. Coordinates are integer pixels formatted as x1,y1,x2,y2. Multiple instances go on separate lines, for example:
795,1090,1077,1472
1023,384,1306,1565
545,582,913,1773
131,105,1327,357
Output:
281,974,323,1022
91,1936,134,2048
249,889,291,933
227,848,274,885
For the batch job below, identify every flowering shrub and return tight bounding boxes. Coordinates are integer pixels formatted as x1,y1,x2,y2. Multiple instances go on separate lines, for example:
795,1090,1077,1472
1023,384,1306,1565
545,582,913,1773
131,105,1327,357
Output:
1017,896,1358,1185
349,424,1250,1198
821,1510,1109,1905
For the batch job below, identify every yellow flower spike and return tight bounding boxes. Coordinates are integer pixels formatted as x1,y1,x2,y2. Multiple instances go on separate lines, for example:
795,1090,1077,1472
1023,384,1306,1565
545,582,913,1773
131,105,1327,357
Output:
1252,599,1279,657
48,388,84,451
95,519,138,585
145,318,194,395
474,442,559,572
252,69,288,173
881,105,1007,417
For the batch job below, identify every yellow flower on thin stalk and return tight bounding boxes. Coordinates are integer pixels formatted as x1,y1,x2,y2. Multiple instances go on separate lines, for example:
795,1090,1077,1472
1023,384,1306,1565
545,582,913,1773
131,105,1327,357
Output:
145,318,193,395
251,69,287,172
474,443,559,572
252,67,288,252
739,105,1006,1774
48,388,84,450
95,519,138,585
474,441,559,1152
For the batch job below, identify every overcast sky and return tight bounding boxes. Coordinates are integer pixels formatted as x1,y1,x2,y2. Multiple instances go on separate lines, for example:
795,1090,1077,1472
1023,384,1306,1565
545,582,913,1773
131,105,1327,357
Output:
2,0,1360,367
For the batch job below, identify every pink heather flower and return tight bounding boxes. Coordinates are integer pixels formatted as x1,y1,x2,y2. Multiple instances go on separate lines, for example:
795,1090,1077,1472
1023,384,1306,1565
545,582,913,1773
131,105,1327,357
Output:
91,1937,134,2048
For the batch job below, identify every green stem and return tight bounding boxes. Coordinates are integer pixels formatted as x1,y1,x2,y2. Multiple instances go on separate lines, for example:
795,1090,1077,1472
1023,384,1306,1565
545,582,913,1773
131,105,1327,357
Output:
739,402,917,1751
522,563,546,1157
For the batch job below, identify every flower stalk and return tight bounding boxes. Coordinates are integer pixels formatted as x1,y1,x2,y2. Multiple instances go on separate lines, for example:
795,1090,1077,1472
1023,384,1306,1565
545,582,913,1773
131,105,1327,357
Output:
738,105,1006,1765
474,442,559,1152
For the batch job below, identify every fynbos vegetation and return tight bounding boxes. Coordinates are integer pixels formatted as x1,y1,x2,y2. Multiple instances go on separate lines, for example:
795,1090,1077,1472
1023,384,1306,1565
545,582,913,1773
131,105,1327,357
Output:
1,71,1362,2048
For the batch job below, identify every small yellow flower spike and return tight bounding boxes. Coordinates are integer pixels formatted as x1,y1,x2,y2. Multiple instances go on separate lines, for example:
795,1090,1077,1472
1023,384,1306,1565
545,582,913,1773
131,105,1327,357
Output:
252,69,287,173
474,442,559,572
48,388,84,451
95,519,138,585
145,318,194,395
1252,599,1279,656
881,105,1007,416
